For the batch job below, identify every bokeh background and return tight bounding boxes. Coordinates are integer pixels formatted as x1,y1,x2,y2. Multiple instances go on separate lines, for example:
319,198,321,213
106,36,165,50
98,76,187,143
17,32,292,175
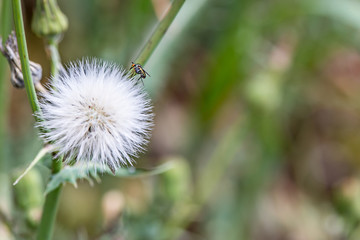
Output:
2,0,360,239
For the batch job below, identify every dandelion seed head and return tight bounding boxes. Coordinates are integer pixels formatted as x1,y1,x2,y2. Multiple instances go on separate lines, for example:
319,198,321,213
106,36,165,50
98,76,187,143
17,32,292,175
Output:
37,59,153,172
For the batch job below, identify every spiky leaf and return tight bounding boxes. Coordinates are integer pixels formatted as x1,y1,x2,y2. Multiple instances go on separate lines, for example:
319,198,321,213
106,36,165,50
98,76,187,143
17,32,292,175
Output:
45,161,175,195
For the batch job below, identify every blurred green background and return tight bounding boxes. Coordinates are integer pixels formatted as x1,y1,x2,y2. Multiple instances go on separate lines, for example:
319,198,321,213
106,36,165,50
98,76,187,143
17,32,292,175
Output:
2,0,360,239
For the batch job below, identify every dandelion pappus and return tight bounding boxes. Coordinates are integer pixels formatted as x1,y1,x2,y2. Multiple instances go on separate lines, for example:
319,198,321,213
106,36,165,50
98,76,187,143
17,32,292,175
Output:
130,62,150,84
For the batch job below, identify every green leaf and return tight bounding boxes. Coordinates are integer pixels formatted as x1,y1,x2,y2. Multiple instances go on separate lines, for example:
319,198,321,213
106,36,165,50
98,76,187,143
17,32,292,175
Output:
13,145,55,186
44,161,175,195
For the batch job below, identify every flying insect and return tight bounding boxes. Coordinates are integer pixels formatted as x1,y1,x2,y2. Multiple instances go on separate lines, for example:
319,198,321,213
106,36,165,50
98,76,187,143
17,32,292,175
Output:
130,62,150,83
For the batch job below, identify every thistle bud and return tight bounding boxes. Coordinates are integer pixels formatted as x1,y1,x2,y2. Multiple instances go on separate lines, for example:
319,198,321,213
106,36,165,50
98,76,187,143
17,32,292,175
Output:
0,32,42,88
31,0,68,38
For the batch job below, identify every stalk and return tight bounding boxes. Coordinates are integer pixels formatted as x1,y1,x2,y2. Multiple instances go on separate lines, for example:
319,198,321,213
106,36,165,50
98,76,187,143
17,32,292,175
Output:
36,36,64,240
47,37,61,77
36,156,62,240
12,2,63,239
12,0,41,116
13,0,66,238
135,0,186,65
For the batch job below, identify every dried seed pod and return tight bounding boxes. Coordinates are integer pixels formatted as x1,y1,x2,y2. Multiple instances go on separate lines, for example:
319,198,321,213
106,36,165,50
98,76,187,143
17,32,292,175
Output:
0,32,42,88
37,59,153,173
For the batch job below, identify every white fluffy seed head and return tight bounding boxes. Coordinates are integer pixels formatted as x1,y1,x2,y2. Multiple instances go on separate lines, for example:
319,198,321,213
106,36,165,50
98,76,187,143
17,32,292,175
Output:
37,59,153,173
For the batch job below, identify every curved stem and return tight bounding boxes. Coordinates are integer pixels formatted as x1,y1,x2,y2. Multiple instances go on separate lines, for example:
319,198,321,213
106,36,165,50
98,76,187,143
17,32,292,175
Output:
46,36,61,77
135,0,186,65
12,0,41,117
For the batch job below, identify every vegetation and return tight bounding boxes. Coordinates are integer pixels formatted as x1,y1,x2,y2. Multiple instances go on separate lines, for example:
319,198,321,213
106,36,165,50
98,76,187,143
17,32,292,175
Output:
1,0,360,239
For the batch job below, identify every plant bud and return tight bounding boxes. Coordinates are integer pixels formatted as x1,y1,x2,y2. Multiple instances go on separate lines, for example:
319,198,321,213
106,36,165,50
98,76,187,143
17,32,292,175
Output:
31,0,68,38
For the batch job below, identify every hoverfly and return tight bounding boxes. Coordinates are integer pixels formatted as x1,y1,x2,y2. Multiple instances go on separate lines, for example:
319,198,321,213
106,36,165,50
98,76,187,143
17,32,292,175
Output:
130,62,150,84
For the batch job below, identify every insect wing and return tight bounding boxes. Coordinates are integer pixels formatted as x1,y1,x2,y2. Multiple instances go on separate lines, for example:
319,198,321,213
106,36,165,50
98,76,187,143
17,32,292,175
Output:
144,69,151,77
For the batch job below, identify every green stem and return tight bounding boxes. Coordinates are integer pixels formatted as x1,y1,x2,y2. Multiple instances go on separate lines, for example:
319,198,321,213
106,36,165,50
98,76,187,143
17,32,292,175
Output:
135,0,185,65
12,2,64,239
36,157,62,240
46,37,61,77
36,32,63,240
13,1,64,239
12,0,41,116
36,187,62,239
